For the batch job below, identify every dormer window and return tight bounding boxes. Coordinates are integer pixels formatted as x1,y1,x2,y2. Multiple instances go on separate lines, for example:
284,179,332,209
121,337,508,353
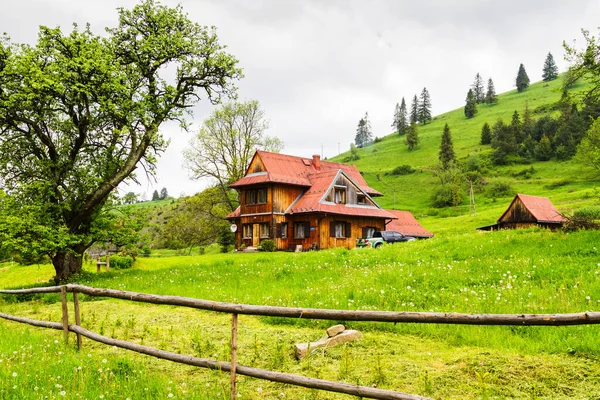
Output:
334,188,346,204
357,194,367,205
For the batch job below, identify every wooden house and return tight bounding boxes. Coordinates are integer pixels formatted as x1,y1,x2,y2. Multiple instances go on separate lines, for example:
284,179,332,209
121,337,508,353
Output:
385,210,434,238
477,194,566,231
225,150,397,250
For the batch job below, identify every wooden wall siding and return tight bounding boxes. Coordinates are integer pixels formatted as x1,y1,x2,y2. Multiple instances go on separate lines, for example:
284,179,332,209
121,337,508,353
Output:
272,185,304,213
247,155,266,174
239,186,272,215
499,199,536,223
323,174,375,206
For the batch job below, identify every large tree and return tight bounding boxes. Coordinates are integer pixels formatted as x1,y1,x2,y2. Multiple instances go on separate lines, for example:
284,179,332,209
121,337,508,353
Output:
472,73,485,103
542,52,559,81
184,100,282,212
439,123,456,169
0,0,241,282
516,63,530,92
464,88,478,119
354,112,373,148
410,95,419,124
418,87,432,124
405,121,419,151
392,98,408,135
485,77,498,104
480,122,492,145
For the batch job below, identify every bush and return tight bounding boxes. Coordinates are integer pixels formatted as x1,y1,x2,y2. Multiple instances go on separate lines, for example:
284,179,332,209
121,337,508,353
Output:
140,246,152,256
485,181,513,198
109,255,134,270
430,186,465,208
259,239,276,252
387,165,416,176
574,206,600,220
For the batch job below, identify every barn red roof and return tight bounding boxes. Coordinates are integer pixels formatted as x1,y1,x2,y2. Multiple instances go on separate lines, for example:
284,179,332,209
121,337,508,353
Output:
501,194,566,223
385,210,434,238
230,150,382,196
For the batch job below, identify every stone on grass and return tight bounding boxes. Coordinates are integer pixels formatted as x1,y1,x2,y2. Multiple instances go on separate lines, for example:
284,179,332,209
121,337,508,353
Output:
326,324,345,337
295,329,362,359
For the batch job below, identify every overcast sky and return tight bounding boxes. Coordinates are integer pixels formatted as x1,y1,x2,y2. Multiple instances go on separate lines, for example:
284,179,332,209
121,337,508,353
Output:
1,0,599,198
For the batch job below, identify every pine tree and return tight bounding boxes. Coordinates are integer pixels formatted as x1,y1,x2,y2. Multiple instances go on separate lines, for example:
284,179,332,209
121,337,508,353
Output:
536,135,553,160
398,97,408,135
439,123,456,169
542,52,559,81
510,110,523,144
480,122,492,145
418,87,432,124
464,88,478,118
152,190,160,201
472,73,485,103
485,78,498,104
354,112,373,148
392,102,400,134
410,95,419,124
516,63,530,92
405,121,419,151
160,187,168,200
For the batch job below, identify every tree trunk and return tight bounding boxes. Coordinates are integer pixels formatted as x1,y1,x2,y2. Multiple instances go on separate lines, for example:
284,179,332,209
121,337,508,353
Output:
52,246,86,283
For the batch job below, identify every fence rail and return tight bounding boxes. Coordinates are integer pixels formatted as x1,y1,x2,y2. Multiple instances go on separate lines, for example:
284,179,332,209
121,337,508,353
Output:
2,284,600,399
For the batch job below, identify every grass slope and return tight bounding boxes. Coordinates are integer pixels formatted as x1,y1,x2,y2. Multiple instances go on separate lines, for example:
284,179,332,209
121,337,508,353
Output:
332,77,600,230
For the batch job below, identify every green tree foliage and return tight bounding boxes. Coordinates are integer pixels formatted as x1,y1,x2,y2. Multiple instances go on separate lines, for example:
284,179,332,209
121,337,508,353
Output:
510,110,523,144
405,121,420,151
159,188,169,200
217,226,235,253
348,143,360,161
464,89,478,118
354,112,373,148
392,98,408,135
419,87,432,124
516,63,530,92
485,77,498,104
184,100,282,212
491,119,518,164
0,0,242,282
480,122,492,145
431,164,466,208
439,124,456,169
472,73,485,103
576,116,600,172
542,52,559,81
93,207,147,258
536,135,554,161
410,95,419,124
152,190,160,201
122,192,139,205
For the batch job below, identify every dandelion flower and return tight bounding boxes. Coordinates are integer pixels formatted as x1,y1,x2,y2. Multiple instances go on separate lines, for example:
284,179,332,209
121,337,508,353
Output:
12,372,17,377
60,391,66,396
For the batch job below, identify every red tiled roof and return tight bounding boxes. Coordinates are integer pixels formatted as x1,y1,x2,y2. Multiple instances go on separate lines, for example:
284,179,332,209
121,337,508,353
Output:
285,170,396,219
230,150,382,196
385,210,434,238
501,194,566,224
225,206,241,220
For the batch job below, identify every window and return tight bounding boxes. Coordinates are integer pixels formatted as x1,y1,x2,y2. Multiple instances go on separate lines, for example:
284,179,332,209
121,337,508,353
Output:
245,188,267,205
334,188,346,204
260,223,270,238
362,226,376,238
294,222,309,239
357,194,367,205
243,225,252,239
330,221,351,238
281,223,288,239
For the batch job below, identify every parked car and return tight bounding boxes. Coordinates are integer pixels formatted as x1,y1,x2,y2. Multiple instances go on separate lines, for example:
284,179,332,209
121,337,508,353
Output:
357,231,416,248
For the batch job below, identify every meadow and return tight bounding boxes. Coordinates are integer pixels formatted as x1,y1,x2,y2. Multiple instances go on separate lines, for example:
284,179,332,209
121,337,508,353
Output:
2,227,600,399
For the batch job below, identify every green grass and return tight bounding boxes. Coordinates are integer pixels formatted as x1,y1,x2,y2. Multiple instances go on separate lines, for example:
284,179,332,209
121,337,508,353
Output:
2,228,600,398
332,76,600,217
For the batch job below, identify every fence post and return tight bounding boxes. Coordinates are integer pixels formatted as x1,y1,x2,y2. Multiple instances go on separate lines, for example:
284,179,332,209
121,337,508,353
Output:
73,291,82,350
231,313,238,400
60,286,69,344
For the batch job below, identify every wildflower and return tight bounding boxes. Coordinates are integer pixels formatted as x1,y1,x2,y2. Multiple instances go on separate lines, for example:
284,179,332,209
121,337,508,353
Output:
102,359,107,364
168,394,174,398
60,391,66,396
12,372,17,377
257,387,263,392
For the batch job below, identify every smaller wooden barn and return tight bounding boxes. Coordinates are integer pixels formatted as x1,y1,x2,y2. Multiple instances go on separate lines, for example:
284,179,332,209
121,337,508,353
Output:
385,210,434,238
478,194,566,231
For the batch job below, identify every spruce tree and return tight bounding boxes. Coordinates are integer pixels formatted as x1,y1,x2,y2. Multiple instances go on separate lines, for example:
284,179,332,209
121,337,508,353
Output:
439,123,456,169
516,63,530,92
485,77,498,104
398,97,408,135
354,112,373,148
405,121,419,151
392,102,401,134
410,95,419,124
542,52,559,81
418,87,432,124
510,110,523,144
152,190,160,201
464,88,478,118
472,73,485,103
480,122,492,145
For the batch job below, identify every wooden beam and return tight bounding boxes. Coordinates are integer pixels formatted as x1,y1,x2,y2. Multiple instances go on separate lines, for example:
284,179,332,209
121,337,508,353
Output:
60,286,69,344
231,313,238,400
73,292,82,350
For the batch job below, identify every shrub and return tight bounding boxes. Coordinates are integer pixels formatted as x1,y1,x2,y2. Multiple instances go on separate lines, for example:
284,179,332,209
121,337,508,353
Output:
373,136,383,143
387,165,416,176
574,206,600,220
109,255,134,270
485,181,513,198
140,246,152,256
259,239,276,252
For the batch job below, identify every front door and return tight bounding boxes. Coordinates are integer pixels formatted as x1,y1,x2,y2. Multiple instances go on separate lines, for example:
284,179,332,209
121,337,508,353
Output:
252,224,260,247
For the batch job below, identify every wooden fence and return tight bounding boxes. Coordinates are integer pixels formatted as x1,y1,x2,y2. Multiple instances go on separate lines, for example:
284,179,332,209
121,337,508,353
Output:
2,284,600,399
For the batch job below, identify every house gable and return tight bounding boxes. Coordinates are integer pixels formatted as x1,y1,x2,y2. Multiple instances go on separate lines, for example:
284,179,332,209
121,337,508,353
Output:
322,172,378,207
498,196,536,223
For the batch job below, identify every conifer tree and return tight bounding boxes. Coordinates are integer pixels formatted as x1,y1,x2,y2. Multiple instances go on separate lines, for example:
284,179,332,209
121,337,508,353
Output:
392,98,408,135
542,52,559,81
510,110,523,144
537,135,553,160
472,73,485,103
485,77,498,104
516,63,530,92
439,123,456,169
152,190,160,201
418,87,432,124
464,89,478,118
480,122,492,145
410,95,419,124
405,121,419,151
392,102,401,134
354,112,373,148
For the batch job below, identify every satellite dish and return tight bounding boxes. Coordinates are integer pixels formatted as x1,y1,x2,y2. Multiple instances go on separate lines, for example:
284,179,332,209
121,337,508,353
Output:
230,224,238,233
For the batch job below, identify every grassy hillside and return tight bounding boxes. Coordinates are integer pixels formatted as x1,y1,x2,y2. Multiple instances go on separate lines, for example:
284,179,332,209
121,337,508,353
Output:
332,77,600,231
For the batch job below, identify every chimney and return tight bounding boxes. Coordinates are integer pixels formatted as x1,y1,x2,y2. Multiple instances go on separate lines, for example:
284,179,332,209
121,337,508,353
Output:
312,154,321,170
